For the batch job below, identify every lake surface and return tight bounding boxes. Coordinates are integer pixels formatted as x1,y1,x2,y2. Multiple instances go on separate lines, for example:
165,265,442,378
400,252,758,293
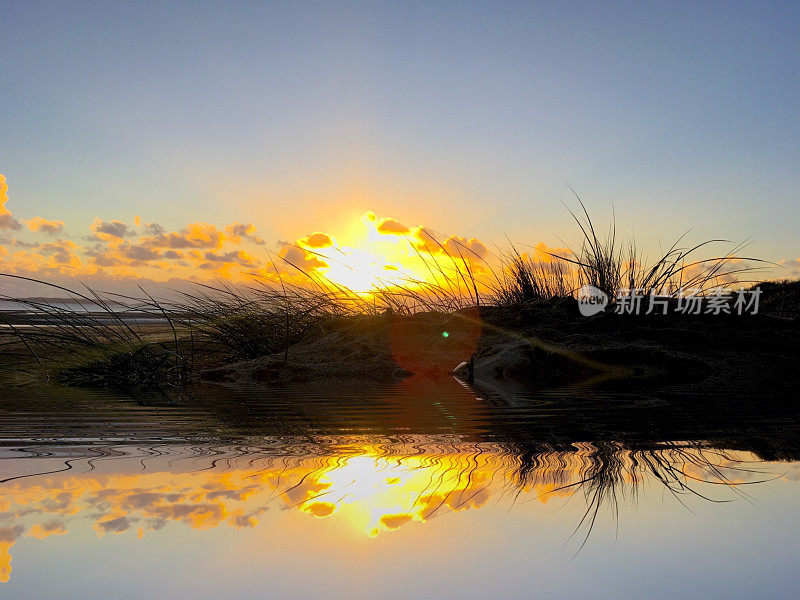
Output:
0,379,799,598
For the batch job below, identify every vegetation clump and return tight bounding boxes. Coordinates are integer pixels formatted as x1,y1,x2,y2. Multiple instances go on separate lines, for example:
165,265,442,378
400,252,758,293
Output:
0,200,790,391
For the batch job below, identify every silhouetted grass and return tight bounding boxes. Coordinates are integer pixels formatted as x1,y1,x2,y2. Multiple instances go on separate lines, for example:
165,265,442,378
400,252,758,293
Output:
496,245,575,303
0,199,774,388
544,191,766,299
0,276,190,388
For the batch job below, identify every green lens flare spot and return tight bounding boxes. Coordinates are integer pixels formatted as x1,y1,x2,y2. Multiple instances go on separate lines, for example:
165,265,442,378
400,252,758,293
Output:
442,331,449,338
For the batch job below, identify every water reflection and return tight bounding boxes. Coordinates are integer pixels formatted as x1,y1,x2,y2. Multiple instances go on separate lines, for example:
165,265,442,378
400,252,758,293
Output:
2,378,800,590
1,439,795,583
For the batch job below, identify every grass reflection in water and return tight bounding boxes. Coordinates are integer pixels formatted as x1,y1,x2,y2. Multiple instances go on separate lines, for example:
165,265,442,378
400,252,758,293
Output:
0,438,788,583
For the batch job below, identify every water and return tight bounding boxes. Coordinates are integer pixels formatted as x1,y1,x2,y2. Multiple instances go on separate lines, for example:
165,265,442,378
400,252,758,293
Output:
0,379,798,598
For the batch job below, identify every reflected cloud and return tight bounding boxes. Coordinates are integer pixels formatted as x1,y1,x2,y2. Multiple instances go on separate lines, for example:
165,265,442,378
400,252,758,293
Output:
0,440,787,582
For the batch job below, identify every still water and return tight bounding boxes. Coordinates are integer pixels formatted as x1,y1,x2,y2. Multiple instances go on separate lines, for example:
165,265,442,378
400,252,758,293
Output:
0,379,798,598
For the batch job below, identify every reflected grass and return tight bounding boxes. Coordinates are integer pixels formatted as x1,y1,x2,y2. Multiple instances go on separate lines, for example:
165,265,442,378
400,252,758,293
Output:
0,437,783,585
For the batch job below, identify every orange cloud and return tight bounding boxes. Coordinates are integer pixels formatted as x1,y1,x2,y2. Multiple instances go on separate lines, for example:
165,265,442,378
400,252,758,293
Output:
298,232,334,248
278,243,329,273
36,240,82,267
378,513,414,530
302,501,338,518
0,526,24,584
531,241,572,262
26,216,65,235
28,521,67,540
226,223,265,245
202,250,258,267
777,258,800,279
118,243,162,262
376,218,411,235
145,223,225,250
0,174,21,231
442,234,488,260
407,227,490,273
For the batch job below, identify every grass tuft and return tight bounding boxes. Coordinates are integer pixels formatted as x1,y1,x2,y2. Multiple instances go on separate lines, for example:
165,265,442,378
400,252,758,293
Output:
0,196,775,388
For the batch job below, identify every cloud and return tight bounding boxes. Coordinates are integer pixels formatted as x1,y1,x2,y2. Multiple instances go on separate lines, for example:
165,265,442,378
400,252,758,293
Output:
91,219,130,239
298,232,334,248
145,223,225,250
365,212,412,235
777,258,800,279
119,243,162,262
37,240,81,266
376,218,411,235
142,222,164,236
84,246,122,267
379,513,414,530
302,501,337,518
530,241,573,262
95,516,132,535
28,520,67,540
4,238,39,248
202,250,257,267
279,243,329,272
0,526,24,545
0,174,21,230
27,216,65,235
442,234,488,260
412,227,488,260
409,227,440,254
0,525,23,584
226,223,264,245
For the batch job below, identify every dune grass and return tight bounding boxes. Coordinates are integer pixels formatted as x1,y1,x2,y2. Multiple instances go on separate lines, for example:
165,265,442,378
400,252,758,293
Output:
0,200,769,388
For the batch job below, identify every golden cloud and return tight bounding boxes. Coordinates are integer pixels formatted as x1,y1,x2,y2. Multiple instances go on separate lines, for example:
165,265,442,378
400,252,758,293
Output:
298,232,334,248
35,240,82,267
442,234,488,260
0,526,24,584
0,174,21,231
778,258,800,279
531,241,572,262
119,243,163,262
376,218,411,235
0,444,778,584
144,223,225,250
378,513,414,530
405,227,490,273
279,243,329,272
26,216,65,235
28,521,67,540
226,223,265,245
202,250,257,267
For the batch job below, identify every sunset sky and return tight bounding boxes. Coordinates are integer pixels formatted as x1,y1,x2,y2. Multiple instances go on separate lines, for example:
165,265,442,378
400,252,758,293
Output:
1,2,799,295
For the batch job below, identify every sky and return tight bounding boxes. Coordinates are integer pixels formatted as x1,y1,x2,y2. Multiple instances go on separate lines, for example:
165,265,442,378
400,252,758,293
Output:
1,1,799,295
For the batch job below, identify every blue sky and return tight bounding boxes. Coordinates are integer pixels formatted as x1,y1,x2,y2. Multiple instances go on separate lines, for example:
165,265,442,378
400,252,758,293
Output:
1,1,798,290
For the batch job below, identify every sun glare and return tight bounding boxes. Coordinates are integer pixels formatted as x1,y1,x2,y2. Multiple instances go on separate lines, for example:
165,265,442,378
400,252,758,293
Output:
305,214,436,293
321,246,400,292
